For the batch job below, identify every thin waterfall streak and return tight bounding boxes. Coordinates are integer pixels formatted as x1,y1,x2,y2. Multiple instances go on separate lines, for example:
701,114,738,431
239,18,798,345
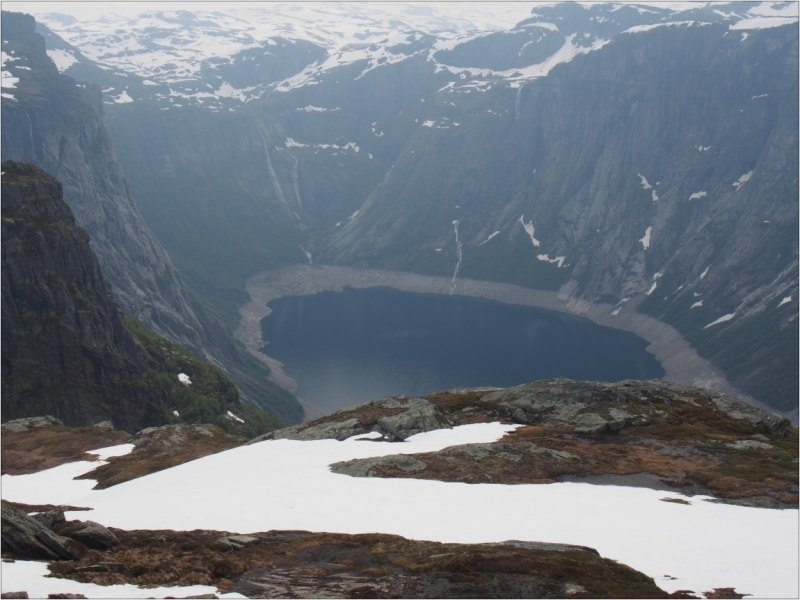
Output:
259,123,306,230
450,219,462,295
291,153,302,208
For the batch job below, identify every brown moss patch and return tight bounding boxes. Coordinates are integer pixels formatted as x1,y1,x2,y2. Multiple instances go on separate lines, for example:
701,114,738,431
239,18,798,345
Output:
1,426,131,475
47,528,691,599
77,425,245,489
349,422,798,507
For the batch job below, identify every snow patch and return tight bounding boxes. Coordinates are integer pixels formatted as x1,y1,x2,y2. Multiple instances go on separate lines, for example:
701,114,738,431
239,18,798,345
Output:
611,309,620,316
285,137,307,148
638,174,652,189
46,48,79,72
688,191,707,201
730,16,799,30
537,254,567,268
215,81,257,102
226,410,245,424
700,266,710,280
1,560,241,599
778,296,792,307
178,373,191,386
697,145,711,151
751,94,768,99
173,410,180,417
518,215,540,247
691,301,703,309
639,226,652,250
297,105,337,112
733,171,753,191
479,231,501,246
704,313,736,329
112,90,133,104
651,190,659,203
142,79,157,85
646,282,658,296
0,422,797,598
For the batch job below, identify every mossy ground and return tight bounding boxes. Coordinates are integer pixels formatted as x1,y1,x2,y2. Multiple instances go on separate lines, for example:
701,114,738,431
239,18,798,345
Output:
46,529,690,599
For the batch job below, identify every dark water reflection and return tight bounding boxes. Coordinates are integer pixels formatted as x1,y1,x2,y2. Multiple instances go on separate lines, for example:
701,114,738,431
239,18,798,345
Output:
260,287,664,413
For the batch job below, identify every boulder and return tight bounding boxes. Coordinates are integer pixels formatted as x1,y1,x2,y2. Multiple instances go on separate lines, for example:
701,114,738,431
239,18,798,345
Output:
331,454,427,477
57,520,119,550
376,398,444,441
31,509,66,530
1,502,81,560
1,416,63,433
711,396,790,433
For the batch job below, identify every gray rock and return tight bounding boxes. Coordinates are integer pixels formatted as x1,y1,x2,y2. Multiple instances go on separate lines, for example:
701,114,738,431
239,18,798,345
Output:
1,502,80,561
572,413,611,434
376,398,445,441
1,592,29,598
92,421,115,430
226,535,260,547
32,509,66,530
331,455,427,478
726,440,774,450
711,396,790,433
1,416,63,433
484,540,599,555
58,520,119,550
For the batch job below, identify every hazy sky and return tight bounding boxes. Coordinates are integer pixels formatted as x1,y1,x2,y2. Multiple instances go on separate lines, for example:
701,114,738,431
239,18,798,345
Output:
6,1,719,24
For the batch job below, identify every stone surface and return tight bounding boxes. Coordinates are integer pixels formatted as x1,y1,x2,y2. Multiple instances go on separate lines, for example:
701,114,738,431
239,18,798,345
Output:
1,501,81,561
31,509,66,530
375,398,445,441
1,416,63,433
57,520,119,551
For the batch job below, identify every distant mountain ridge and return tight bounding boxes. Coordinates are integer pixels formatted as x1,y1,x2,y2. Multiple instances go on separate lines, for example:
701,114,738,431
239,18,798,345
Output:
24,2,799,415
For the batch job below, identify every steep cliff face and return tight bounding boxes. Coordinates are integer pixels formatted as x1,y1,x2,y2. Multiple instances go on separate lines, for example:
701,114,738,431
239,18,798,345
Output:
1,12,204,350
1,161,155,429
320,23,799,412
1,161,284,435
1,12,303,424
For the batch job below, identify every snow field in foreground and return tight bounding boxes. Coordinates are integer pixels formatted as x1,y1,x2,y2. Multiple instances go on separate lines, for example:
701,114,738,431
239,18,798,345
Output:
1,561,246,599
2,423,797,598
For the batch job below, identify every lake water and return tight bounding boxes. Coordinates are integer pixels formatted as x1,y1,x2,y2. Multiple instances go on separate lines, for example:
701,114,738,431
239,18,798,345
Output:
260,287,665,413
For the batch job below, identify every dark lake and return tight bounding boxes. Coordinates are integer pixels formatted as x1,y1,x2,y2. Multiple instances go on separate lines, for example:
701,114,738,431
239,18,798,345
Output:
260,287,665,413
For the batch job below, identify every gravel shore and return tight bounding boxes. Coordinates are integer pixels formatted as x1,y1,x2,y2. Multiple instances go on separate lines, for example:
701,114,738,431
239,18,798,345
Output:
236,265,764,417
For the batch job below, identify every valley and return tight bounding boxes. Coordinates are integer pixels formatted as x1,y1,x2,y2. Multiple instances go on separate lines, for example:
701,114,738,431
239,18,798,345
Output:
1,2,798,598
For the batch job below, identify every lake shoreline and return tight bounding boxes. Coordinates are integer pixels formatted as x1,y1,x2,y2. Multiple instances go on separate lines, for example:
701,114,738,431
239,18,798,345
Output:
236,265,769,419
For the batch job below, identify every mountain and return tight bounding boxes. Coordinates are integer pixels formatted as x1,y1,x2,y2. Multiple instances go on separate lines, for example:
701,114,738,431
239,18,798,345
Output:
0,160,280,436
29,2,799,416
1,12,303,424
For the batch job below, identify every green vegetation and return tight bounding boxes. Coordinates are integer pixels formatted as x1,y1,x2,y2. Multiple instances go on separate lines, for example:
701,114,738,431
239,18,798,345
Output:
125,316,284,437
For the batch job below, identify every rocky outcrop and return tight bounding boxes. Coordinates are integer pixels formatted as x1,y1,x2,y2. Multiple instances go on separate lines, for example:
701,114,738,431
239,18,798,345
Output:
47,528,677,599
291,380,796,508
483,378,791,434
1,501,82,561
1,162,282,435
1,161,157,429
56,520,119,551
0,12,206,352
251,395,450,443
